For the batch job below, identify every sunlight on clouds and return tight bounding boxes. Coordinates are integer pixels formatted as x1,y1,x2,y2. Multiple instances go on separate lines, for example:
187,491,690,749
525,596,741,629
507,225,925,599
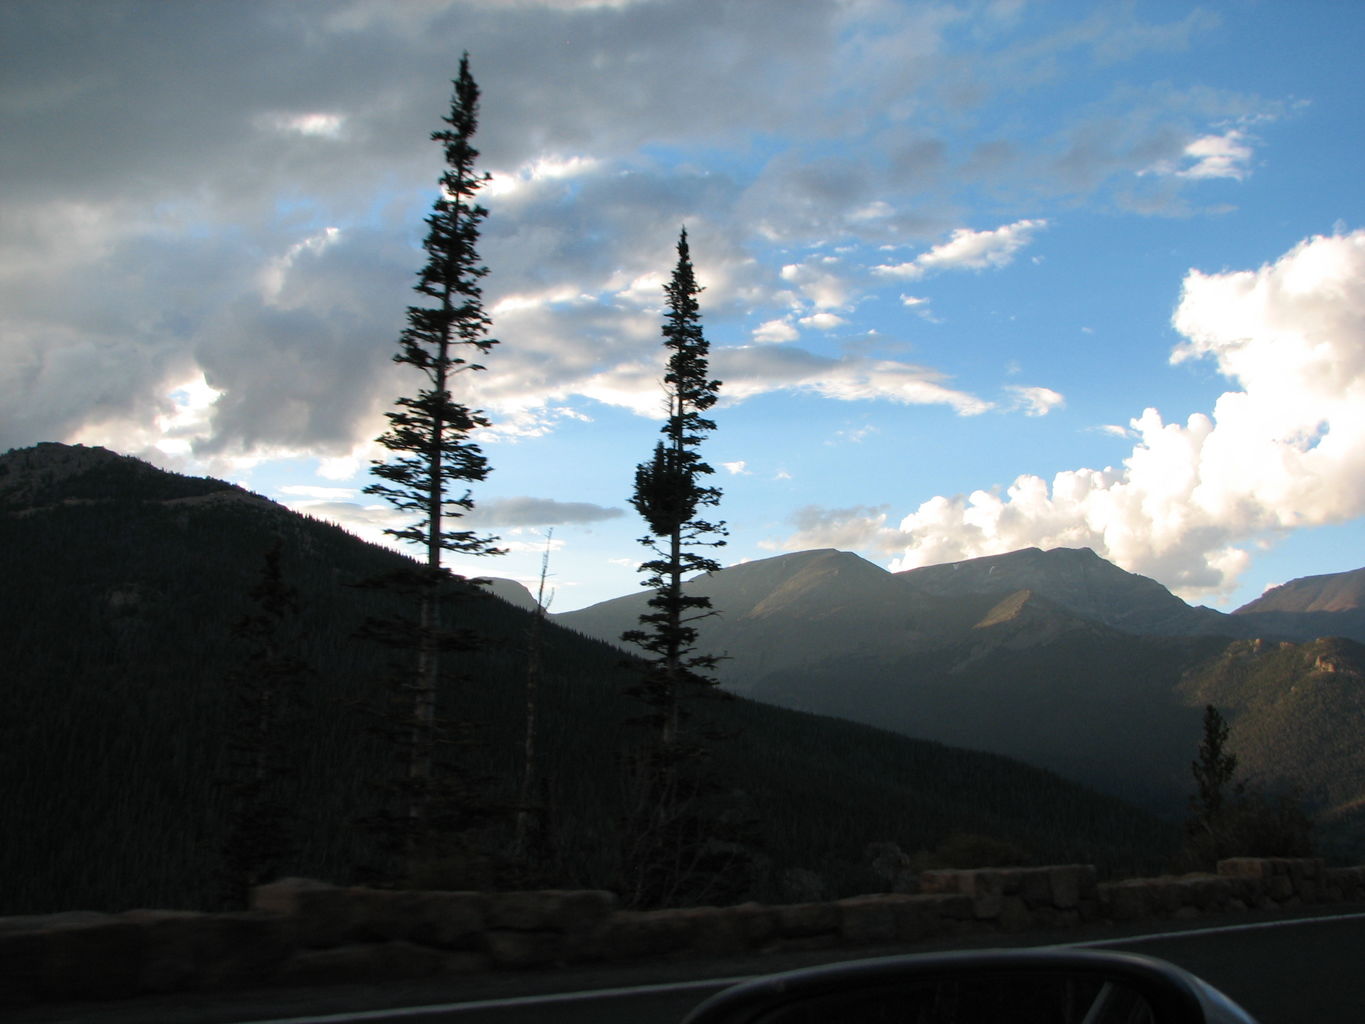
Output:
490,286,593,315
255,112,347,138
752,318,799,343
889,230,1365,602
484,155,602,199
874,219,1047,279
722,460,750,475
775,504,907,555
1164,130,1254,181
69,371,225,461
780,258,854,309
278,484,358,500
799,312,847,331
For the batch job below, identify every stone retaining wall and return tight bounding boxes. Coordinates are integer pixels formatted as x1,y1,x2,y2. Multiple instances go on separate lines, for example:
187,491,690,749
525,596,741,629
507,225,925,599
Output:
4,859,1363,1008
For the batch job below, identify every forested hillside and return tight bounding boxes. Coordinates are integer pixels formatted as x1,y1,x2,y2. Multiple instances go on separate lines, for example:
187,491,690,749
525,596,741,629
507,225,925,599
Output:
558,545,1365,852
0,443,1176,914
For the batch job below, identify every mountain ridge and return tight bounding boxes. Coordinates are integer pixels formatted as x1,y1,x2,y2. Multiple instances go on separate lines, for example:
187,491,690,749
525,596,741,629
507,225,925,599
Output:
2,442,1178,912
556,543,1365,840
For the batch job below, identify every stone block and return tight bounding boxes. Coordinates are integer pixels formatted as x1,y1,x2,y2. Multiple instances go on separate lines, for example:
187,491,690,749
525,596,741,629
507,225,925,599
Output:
484,929,569,968
836,896,898,944
200,911,291,988
485,890,616,933
1019,869,1052,906
919,870,1004,918
1218,858,1271,880
121,909,210,993
726,902,776,947
252,878,359,948
998,896,1033,932
404,890,488,948
675,907,747,955
32,912,147,1000
774,901,839,937
1049,866,1096,909
592,910,693,960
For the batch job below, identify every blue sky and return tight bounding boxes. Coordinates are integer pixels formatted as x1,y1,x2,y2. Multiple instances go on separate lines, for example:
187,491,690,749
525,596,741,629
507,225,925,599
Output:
3,0,1363,611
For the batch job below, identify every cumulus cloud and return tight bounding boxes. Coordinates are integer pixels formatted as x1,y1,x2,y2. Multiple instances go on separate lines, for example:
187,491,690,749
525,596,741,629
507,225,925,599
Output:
874,219,1047,279
779,258,856,310
799,312,847,331
752,319,799,344
888,230,1365,600
767,504,909,555
722,461,750,475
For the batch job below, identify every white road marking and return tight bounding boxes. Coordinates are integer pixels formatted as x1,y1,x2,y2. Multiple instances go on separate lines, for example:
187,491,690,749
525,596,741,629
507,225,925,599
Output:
235,974,754,1023
233,909,1365,1023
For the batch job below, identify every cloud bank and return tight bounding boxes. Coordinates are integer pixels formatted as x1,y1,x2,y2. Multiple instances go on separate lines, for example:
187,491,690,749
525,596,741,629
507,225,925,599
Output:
884,230,1365,600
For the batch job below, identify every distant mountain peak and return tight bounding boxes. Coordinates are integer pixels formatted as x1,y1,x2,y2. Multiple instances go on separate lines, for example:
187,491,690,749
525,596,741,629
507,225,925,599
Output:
0,441,270,512
1235,567,1365,615
898,545,1231,637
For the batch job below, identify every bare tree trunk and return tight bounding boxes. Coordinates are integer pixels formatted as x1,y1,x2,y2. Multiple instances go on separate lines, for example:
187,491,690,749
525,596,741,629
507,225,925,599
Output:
514,531,553,856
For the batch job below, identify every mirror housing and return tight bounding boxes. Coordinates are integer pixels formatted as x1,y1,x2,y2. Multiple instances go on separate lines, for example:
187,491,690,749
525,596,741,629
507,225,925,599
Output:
682,949,1258,1024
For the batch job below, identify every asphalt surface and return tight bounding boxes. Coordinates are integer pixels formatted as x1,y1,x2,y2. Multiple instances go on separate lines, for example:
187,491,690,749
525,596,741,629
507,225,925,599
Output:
11,902,1365,1024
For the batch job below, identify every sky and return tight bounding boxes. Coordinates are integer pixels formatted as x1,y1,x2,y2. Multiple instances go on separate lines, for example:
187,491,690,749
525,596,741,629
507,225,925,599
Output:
3,0,1363,613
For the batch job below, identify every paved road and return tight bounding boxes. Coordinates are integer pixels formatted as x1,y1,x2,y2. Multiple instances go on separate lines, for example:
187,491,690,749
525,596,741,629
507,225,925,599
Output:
13,904,1365,1024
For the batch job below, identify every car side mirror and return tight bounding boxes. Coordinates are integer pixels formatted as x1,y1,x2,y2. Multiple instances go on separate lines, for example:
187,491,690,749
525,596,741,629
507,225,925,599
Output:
682,949,1259,1023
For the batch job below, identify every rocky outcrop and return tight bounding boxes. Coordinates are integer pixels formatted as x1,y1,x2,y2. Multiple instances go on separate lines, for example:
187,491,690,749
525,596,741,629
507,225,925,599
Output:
4,859,1361,1009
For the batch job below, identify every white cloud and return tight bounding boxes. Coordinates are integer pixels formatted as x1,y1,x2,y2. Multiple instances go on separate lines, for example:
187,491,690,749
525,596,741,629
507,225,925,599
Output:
874,219,1047,279
776,504,908,554
752,318,799,343
717,346,993,416
887,230,1365,601
779,258,855,309
484,154,602,199
1145,129,1254,181
1004,385,1065,417
278,484,359,500
722,460,750,475
798,312,847,331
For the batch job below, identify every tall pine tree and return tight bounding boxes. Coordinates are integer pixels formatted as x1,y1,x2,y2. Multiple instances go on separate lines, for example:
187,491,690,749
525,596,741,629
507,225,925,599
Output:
623,228,725,747
363,53,499,871
620,229,731,906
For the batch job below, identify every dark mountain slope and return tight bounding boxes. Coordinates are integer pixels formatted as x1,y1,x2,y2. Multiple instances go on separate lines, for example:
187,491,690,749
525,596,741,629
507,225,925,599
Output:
0,444,1174,913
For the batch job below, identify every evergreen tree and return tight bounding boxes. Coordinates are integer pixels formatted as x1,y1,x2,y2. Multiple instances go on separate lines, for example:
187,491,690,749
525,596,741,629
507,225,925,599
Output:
1181,703,1312,868
619,229,733,906
623,228,726,747
362,53,499,870
218,540,310,908
1190,703,1238,824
